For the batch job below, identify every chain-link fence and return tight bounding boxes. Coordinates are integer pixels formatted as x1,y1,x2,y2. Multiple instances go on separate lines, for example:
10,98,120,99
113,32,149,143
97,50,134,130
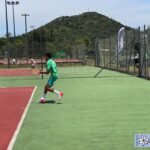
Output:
0,32,92,67
95,25,150,79
1,25,150,80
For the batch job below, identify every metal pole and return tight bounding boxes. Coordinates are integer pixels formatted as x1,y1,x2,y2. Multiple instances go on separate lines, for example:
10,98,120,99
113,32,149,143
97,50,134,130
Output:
22,14,29,56
104,39,106,67
94,39,97,67
40,30,44,79
144,25,147,78
7,1,19,38
22,14,29,39
29,26,35,57
138,26,142,77
133,29,136,75
12,4,15,38
116,34,119,71
109,37,111,69
5,0,9,40
7,1,19,60
98,39,100,67
25,15,27,34
5,0,10,67
126,31,129,73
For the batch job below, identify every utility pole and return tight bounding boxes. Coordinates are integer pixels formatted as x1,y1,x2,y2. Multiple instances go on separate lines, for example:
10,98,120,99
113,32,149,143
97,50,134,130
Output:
7,1,19,39
22,13,29,56
29,25,35,57
5,0,10,67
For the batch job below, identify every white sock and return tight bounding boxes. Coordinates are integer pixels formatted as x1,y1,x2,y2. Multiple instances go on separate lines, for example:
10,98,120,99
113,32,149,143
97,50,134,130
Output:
54,90,60,96
41,93,47,99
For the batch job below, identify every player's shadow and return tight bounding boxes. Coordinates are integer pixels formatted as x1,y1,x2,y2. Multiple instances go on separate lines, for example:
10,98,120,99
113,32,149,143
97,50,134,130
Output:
45,100,56,104
44,100,62,104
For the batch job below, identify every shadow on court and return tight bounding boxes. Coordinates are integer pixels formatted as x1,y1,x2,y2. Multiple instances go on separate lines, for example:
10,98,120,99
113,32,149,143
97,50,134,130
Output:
59,75,133,79
36,100,62,104
45,100,56,104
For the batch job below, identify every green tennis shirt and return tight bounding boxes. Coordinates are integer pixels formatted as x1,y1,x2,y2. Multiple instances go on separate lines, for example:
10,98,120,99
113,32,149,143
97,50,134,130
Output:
46,59,58,77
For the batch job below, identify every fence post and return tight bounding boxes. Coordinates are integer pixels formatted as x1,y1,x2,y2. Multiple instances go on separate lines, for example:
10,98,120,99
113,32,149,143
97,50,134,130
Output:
138,26,142,77
104,39,106,67
133,29,136,75
144,25,147,78
109,37,111,69
116,34,119,71
95,39,98,67
125,31,128,73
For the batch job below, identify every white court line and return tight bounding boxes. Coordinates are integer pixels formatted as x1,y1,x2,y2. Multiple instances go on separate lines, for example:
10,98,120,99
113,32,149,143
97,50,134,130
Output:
7,86,37,150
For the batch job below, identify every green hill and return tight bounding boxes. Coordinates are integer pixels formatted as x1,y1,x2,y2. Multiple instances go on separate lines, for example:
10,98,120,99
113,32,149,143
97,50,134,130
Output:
45,12,129,40
0,12,131,58
35,12,130,50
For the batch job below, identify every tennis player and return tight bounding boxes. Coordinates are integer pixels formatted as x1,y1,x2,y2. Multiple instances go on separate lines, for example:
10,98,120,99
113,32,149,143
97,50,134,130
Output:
39,53,63,103
30,57,36,68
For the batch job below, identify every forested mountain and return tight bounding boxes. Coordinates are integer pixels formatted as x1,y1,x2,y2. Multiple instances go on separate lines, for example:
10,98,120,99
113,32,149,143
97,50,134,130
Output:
0,12,131,57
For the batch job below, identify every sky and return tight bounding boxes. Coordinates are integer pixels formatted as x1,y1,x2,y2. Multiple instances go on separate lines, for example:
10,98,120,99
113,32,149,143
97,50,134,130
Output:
0,0,150,37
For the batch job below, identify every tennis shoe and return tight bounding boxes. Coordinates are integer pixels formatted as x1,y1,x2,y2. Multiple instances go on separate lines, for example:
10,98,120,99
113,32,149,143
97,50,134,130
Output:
58,92,64,101
40,98,46,103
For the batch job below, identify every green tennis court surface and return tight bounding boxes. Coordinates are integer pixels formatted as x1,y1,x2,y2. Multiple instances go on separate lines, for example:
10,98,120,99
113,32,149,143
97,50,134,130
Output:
1,66,150,150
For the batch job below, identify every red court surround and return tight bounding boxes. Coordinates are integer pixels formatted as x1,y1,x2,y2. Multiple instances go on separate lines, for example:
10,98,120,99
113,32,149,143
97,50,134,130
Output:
0,69,33,76
0,87,35,150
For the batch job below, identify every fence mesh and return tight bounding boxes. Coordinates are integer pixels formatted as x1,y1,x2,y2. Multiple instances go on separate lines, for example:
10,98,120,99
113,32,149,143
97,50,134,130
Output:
0,36,91,68
1,25,150,80
95,26,150,79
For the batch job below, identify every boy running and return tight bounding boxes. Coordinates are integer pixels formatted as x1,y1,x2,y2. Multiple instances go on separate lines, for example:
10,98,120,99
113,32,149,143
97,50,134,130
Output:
39,53,63,103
